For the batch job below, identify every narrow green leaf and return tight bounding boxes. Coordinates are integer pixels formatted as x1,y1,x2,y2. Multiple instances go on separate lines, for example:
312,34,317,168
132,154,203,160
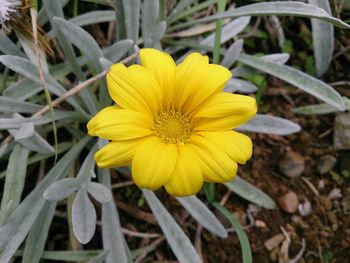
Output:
213,203,252,263
176,196,227,238
0,136,90,262
237,54,345,110
15,250,101,261
143,189,201,263
225,176,276,209
87,251,110,263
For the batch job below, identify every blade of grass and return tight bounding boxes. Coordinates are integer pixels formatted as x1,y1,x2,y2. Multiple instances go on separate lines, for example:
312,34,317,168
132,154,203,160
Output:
30,7,58,161
213,202,252,263
213,0,227,64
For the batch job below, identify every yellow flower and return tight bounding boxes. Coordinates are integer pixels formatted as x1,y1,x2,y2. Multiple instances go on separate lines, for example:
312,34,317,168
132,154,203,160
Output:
87,48,257,196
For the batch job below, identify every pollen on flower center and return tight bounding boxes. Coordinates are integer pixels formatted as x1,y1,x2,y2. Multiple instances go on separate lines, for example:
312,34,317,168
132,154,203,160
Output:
154,110,192,144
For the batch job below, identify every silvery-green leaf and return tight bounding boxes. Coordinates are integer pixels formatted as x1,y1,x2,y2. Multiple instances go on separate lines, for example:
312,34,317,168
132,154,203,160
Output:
0,144,29,217
87,251,110,263
293,103,339,115
0,32,25,57
17,33,49,73
143,190,201,263
69,10,116,26
43,0,98,115
76,145,97,182
225,176,276,209
0,96,43,113
12,123,35,141
309,0,334,76
3,78,40,101
262,53,290,64
8,116,54,153
99,167,131,263
201,17,251,47
222,39,244,68
43,178,80,201
0,136,90,263
269,16,285,48
233,53,290,78
176,196,227,238
104,39,134,63
237,54,345,110
53,17,104,74
224,78,257,93
100,58,112,70
173,1,350,30
123,0,140,43
0,55,86,115
142,0,159,47
0,200,14,225
153,21,167,43
22,202,57,263
72,188,97,244
237,114,301,135
168,0,196,22
87,182,112,203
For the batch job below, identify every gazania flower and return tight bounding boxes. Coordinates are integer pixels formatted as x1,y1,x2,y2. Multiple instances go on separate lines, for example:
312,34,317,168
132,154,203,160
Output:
87,48,257,196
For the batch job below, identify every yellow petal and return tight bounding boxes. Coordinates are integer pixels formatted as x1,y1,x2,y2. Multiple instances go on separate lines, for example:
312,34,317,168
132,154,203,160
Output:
194,93,257,118
107,63,161,117
193,93,257,131
140,48,176,108
165,144,203,196
174,53,232,113
197,131,253,164
132,136,177,190
87,106,153,140
95,139,143,168
188,134,238,183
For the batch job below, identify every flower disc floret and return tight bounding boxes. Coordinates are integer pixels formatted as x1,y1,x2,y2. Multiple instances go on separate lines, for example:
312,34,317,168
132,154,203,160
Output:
154,110,192,144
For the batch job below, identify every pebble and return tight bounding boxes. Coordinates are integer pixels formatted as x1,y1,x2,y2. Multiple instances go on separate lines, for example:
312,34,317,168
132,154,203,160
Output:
317,155,337,174
277,191,299,213
334,113,350,150
279,151,305,178
319,196,332,210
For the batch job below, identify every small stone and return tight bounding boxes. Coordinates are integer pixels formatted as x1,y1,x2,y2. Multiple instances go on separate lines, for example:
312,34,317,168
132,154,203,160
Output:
264,233,285,251
298,200,312,217
277,191,299,213
334,113,350,150
317,155,337,174
279,151,305,177
255,220,267,228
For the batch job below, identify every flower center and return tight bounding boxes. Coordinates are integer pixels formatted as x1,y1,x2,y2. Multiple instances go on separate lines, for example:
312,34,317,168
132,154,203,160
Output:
154,110,192,144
